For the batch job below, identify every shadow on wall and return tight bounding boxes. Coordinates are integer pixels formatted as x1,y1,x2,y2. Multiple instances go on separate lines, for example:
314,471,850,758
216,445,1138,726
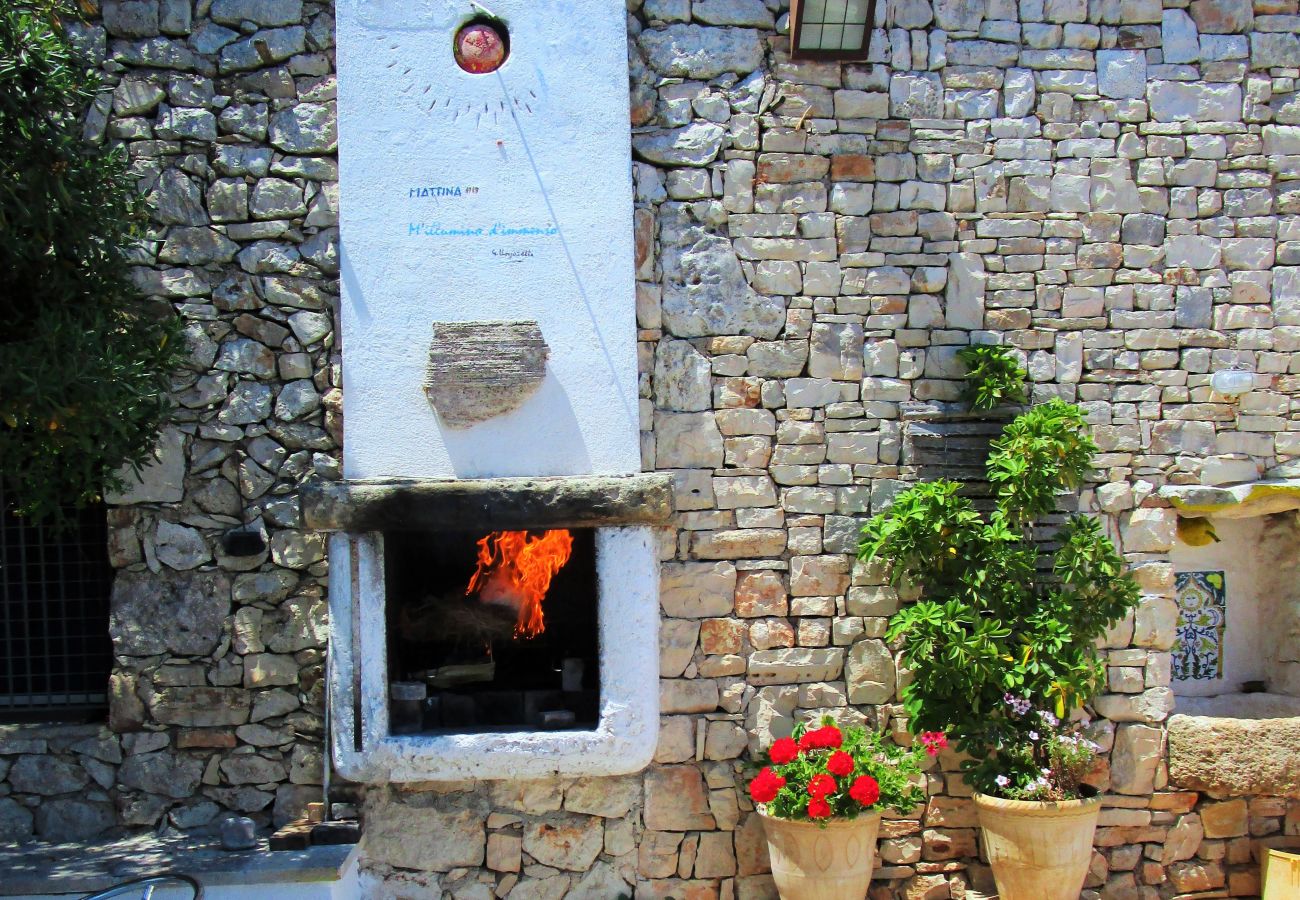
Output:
441,372,593,478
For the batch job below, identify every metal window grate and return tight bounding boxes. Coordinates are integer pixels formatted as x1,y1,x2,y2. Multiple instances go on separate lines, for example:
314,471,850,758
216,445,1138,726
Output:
0,485,114,719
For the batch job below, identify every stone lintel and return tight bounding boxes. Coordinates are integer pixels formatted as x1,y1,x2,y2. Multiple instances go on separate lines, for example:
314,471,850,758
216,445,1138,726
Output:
303,474,674,533
1167,713,1300,798
1160,478,1300,519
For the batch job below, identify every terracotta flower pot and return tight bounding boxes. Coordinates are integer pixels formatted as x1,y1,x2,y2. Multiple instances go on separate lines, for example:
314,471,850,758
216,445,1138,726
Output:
973,791,1102,900
757,808,881,900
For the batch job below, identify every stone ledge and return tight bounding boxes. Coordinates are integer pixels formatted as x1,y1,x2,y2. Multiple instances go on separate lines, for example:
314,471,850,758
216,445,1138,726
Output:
1167,713,1300,798
303,473,675,533
1159,478,1300,519
0,834,357,895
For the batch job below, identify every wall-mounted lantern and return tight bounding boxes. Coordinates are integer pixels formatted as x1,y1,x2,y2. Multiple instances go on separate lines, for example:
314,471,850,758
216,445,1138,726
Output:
789,0,879,61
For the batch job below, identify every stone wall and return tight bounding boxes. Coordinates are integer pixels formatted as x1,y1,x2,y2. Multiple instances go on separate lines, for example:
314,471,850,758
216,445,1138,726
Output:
3,0,1300,898
2,0,339,844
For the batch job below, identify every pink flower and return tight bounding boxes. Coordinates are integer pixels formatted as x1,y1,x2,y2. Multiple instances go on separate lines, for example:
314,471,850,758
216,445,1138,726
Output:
920,731,948,756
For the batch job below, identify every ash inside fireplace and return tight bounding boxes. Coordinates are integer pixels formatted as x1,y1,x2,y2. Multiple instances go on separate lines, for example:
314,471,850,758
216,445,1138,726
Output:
383,527,600,733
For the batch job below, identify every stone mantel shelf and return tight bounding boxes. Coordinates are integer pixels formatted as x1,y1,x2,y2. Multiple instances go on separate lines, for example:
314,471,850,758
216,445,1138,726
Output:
302,472,674,533
1159,478,1300,519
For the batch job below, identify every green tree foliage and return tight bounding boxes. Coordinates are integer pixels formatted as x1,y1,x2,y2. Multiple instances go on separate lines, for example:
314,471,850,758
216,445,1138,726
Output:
0,1,183,522
956,344,1027,411
860,398,1140,796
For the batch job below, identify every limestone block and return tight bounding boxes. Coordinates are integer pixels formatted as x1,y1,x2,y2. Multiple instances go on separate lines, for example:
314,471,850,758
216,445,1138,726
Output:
7,756,90,796
790,555,851,597
808,322,864,381
1110,724,1162,794
644,766,716,831
1189,0,1252,32
110,569,229,656
118,751,204,799
660,619,700,677
1092,688,1174,722
0,798,34,842
1161,813,1204,864
1168,715,1300,798
889,73,943,119
147,686,250,727
1162,10,1201,63
654,339,712,412
662,225,783,339
362,789,488,871
106,427,186,504
655,411,724,469
748,648,845,685
846,639,896,704
661,561,737,617
735,571,787,617
522,813,604,871
945,252,986,329
34,799,115,842
1198,798,1247,838
661,678,720,713
1148,81,1241,123
1097,50,1146,99
1122,508,1177,552
1252,32,1300,67
639,25,765,79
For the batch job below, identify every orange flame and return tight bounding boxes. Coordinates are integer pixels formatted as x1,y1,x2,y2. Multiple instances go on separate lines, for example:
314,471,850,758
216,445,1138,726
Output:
466,530,574,639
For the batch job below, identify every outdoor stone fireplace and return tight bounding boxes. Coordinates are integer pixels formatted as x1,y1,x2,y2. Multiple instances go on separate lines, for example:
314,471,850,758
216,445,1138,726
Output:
308,476,668,782
322,0,656,782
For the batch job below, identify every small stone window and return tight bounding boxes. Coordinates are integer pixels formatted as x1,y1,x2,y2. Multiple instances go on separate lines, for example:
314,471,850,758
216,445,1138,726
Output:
0,491,114,721
1170,514,1300,718
789,0,880,61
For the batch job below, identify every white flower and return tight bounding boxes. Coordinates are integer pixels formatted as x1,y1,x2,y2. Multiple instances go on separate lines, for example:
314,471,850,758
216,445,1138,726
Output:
1028,730,1040,741
995,775,1010,788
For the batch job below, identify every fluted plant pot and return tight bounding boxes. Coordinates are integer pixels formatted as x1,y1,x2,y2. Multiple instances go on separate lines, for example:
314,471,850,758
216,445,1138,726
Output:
974,791,1103,900
757,808,881,900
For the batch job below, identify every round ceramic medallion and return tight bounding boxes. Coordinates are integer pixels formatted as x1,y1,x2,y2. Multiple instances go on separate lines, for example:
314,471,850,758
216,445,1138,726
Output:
454,21,507,74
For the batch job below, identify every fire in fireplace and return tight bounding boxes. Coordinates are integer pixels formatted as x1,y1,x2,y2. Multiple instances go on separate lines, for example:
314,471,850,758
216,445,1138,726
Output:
383,527,599,733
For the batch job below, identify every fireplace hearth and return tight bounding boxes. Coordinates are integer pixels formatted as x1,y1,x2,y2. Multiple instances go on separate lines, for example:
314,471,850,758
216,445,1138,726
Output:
315,474,670,782
384,527,600,733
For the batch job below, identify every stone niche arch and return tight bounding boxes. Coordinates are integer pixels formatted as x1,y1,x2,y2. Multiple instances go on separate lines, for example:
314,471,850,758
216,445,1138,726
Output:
1161,482,1300,798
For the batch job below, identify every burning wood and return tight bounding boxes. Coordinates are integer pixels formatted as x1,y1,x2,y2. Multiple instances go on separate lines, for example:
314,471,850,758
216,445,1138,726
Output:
466,530,574,638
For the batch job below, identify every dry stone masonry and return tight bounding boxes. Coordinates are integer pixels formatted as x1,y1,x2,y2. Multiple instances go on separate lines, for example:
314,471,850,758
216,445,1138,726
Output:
2,0,1299,898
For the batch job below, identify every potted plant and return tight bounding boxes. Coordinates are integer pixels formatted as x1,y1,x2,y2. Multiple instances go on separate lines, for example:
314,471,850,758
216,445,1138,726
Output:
859,349,1140,900
747,717,937,900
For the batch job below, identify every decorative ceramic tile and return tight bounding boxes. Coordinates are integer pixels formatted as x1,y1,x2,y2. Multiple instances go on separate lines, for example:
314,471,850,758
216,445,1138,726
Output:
1173,571,1227,681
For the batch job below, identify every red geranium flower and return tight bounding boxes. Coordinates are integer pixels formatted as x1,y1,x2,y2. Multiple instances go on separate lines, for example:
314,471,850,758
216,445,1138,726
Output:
748,767,786,804
848,775,880,806
798,725,844,752
807,773,837,799
769,737,799,765
826,750,854,777
807,797,832,819
816,725,843,749
920,731,948,756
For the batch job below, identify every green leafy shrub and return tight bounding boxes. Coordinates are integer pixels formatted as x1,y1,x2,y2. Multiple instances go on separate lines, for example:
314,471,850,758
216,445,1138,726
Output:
0,2,183,522
860,397,1140,798
957,344,1027,411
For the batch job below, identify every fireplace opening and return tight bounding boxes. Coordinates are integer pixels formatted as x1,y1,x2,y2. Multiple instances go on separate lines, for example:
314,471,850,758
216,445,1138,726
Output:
383,527,600,733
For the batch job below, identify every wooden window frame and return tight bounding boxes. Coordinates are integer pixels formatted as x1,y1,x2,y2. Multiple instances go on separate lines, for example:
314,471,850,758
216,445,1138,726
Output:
788,0,881,62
